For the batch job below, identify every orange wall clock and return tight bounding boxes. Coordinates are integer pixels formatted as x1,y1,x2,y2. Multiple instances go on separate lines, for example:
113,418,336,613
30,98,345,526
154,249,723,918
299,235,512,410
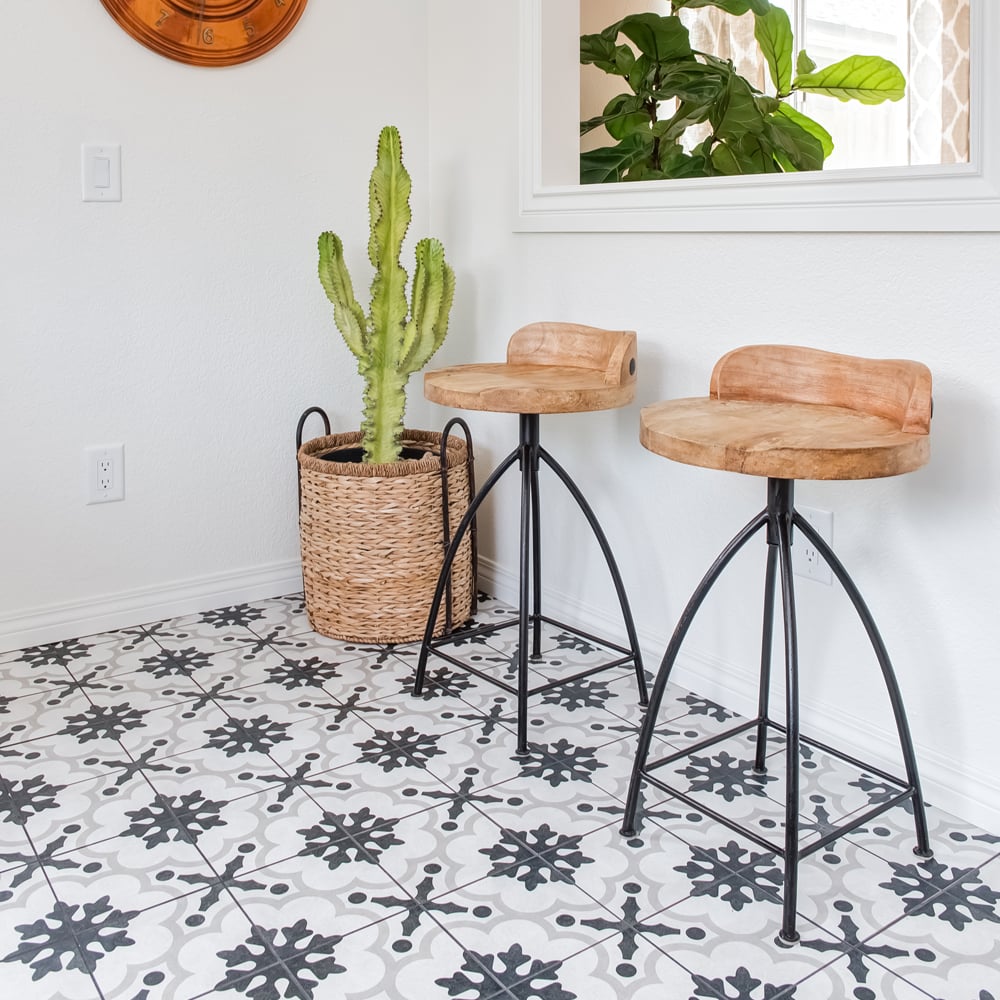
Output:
99,1,309,67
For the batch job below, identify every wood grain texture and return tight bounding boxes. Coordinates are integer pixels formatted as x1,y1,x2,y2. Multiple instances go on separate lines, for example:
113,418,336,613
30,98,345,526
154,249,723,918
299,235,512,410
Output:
641,346,932,481
640,398,930,480
710,344,932,433
424,322,637,414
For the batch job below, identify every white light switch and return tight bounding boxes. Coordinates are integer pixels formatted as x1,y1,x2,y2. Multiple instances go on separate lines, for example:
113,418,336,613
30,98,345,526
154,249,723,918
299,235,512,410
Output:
82,144,121,201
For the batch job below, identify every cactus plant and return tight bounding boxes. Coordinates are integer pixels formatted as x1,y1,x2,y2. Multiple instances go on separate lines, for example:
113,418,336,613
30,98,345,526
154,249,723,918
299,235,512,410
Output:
318,125,456,465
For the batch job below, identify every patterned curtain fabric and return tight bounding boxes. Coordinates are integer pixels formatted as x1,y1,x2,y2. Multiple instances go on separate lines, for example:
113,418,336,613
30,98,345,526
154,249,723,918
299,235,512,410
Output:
909,0,970,164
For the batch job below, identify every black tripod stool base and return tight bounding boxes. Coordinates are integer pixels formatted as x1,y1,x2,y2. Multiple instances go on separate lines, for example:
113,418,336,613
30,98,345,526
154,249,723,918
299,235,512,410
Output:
414,413,648,755
621,477,931,943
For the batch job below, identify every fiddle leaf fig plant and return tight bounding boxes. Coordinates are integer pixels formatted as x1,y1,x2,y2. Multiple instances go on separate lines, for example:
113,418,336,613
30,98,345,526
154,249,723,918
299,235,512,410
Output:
318,125,455,464
580,0,905,183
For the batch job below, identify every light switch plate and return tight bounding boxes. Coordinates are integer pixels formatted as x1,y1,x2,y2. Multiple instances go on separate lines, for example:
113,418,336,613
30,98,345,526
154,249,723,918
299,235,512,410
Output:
82,144,122,202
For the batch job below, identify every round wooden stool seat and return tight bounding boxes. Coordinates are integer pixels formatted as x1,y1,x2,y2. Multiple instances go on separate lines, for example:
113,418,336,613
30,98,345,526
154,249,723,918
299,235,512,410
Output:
640,344,932,481
423,321,637,415
641,397,930,481
425,363,635,414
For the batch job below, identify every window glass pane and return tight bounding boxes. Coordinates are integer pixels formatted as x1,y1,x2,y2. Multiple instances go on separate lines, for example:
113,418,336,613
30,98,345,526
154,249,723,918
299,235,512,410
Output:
797,0,911,169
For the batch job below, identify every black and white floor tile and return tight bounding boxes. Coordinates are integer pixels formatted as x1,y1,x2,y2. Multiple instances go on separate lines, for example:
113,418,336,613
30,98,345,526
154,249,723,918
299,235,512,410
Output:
1,592,997,999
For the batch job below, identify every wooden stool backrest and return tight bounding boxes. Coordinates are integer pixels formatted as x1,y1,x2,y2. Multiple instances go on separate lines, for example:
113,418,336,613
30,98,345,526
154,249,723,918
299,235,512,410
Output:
507,322,638,388
710,345,932,434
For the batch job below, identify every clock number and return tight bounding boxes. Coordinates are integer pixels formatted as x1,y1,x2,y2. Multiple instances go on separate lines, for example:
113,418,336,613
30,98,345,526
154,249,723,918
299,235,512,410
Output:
274,0,285,7
156,9,170,27
202,27,214,44
243,18,255,39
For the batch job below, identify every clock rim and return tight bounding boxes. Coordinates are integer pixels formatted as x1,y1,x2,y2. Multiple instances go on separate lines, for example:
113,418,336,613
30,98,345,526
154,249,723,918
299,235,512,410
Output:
99,0,309,67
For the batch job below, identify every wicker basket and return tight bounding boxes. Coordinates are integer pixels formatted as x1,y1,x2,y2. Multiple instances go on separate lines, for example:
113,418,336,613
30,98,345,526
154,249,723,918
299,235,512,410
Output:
297,429,474,644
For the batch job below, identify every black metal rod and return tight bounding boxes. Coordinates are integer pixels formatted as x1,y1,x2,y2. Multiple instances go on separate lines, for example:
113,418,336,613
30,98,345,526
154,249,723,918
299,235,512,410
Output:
755,543,778,773
764,720,915,792
773,478,802,943
639,769,916,862
438,417,479,633
793,511,932,858
516,414,537,753
528,654,638,694
620,509,770,836
538,444,649,706
414,447,520,696
534,615,633,657
528,417,544,659
295,406,331,512
643,717,762,774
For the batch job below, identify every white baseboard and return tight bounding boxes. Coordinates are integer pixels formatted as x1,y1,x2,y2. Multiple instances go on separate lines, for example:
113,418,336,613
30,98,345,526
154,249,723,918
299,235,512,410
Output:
0,560,303,653
477,557,1000,834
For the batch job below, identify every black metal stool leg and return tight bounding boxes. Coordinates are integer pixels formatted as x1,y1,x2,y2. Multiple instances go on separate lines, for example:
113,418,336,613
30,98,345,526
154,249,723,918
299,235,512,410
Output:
793,512,933,859
529,423,544,661
620,509,770,836
754,543,779,774
539,445,651,706
516,415,540,753
414,448,520,696
772,479,802,943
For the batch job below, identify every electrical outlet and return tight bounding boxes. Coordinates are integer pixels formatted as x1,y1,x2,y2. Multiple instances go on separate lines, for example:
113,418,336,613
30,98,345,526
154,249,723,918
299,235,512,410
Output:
85,444,125,504
792,506,833,585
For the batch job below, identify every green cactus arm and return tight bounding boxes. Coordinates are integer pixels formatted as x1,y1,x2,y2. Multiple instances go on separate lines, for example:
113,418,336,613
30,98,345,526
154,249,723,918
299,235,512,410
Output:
367,126,411,377
402,238,456,374
317,231,367,360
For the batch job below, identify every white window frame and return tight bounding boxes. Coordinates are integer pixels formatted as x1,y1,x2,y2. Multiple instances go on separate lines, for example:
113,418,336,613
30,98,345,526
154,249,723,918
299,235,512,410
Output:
516,0,1000,232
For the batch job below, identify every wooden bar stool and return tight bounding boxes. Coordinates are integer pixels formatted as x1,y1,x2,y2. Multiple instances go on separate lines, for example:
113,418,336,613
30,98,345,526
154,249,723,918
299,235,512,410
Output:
414,322,649,752
621,344,933,943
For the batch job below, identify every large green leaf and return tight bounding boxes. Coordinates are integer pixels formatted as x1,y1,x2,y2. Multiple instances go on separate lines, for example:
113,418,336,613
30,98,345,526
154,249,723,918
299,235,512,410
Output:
616,13,692,64
602,94,652,141
581,31,625,74
792,55,906,104
580,133,654,184
754,5,793,96
715,133,781,173
651,61,729,103
796,49,817,75
710,71,766,139
764,114,825,171
580,93,648,137
776,103,833,158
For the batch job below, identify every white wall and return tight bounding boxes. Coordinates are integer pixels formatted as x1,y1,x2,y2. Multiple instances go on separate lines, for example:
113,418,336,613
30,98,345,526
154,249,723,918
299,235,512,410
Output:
3,1,998,832
1,1,431,645
423,1,1000,829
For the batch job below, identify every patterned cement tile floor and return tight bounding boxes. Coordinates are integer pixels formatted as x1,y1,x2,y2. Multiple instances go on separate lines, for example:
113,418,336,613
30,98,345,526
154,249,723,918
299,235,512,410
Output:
1,592,998,1000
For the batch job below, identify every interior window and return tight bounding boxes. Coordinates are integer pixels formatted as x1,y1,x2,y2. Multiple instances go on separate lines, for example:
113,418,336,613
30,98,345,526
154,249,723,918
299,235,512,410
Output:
580,0,970,176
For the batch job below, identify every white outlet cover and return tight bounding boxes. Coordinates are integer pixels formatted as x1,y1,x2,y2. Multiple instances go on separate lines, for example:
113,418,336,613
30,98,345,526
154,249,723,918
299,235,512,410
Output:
85,444,125,504
793,506,833,585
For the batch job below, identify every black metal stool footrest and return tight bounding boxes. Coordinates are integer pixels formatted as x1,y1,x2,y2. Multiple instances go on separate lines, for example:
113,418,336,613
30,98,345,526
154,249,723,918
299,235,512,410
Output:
635,715,924,860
